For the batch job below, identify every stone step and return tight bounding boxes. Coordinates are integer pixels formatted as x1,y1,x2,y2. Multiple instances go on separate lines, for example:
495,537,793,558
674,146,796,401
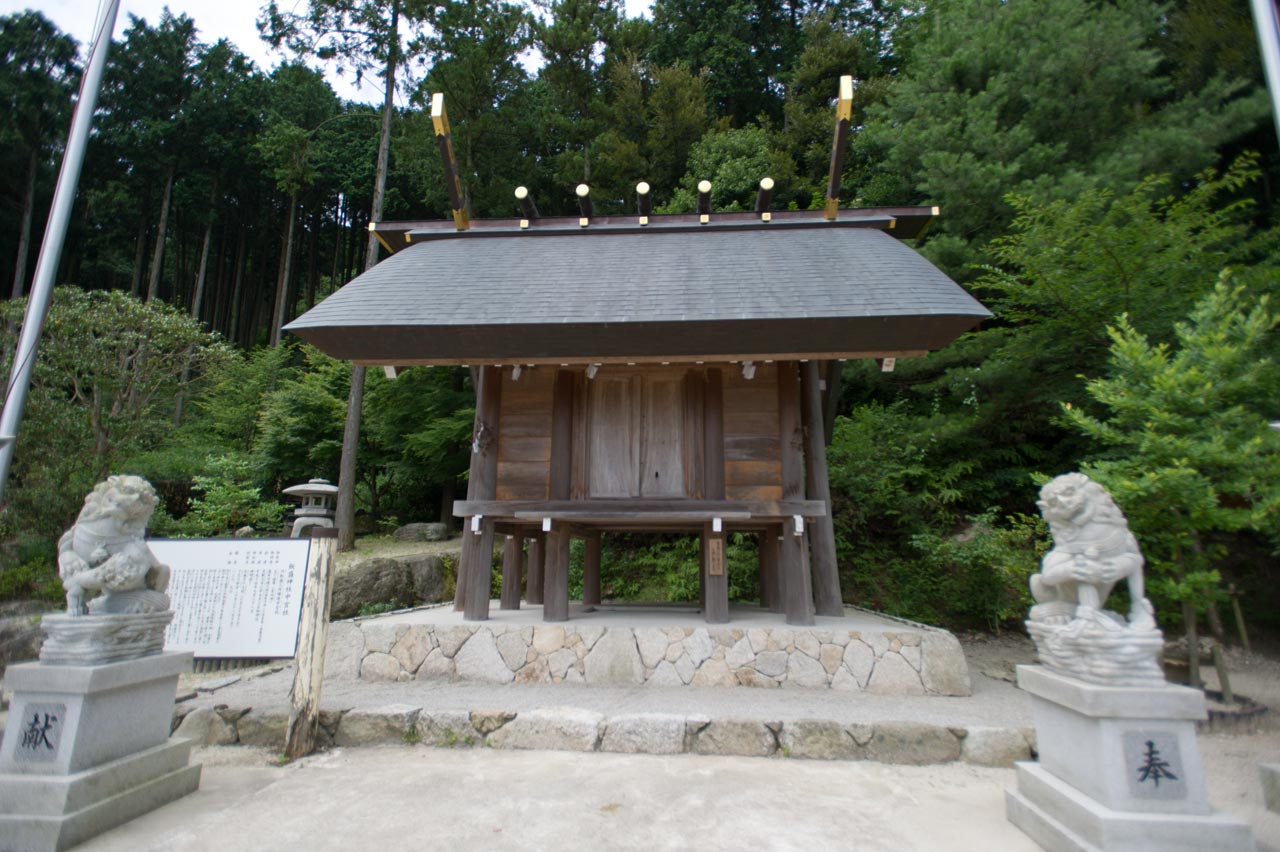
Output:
172,700,1035,767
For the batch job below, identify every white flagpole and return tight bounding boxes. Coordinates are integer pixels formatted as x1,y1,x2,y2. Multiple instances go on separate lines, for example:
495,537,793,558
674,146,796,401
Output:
0,0,122,499
1251,0,1280,144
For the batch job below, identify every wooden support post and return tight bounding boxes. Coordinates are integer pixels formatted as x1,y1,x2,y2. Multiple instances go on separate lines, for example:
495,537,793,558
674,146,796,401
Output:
583,531,602,606
455,365,501,615
822,360,841,447
544,522,570,622
550,369,575,500
285,527,339,761
1182,599,1201,689
801,360,843,616
759,527,781,612
463,517,495,620
703,520,729,623
781,516,815,626
500,534,522,610
1227,584,1251,652
526,533,545,604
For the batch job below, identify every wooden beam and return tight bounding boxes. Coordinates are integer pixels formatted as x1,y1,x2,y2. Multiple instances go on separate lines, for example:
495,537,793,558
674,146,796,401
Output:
500,533,522,610
583,531,602,606
704,367,725,499
777,361,804,500
801,360,843,616
703,520,729,623
526,532,545,604
359,352,930,369
544,522,570,621
454,498,826,518
284,527,338,760
781,515,815,626
431,93,469,232
825,75,854,221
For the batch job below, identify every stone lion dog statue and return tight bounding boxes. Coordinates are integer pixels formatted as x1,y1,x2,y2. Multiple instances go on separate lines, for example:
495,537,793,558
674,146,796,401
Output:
57,475,170,616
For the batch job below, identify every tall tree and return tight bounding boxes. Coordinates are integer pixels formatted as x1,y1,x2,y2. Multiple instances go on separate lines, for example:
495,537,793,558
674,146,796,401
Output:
260,0,428,549
0,12,80,300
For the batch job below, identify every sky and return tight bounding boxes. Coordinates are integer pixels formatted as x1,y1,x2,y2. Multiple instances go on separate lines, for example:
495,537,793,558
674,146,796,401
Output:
1,0,653,105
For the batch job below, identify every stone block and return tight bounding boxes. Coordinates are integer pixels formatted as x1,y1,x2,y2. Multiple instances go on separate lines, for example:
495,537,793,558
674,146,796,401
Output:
783,652,828,688
322,621,366,682
532,626,566,655
600,714,687,755
486,708,603,752
634,628,670,669
416,648,453,680
172,706,213,745
360,622,402,655
863,722,961,765
584,629,644,685
753,651,788,678
690,658,735,687
469,710,516,736
960,726,1031,767
647,660,683,686
866,653,924,695
417,710,477,747
390,626,433,674
843,640,874,687
334,705,421,747
436,626,475,658
453,631,515,684
920,631,971,696
236,710,287,749
359,652,402,682
692,718,777,758
495,631,529,671
724,637,754,670
684,629,715,666
779,720,860,760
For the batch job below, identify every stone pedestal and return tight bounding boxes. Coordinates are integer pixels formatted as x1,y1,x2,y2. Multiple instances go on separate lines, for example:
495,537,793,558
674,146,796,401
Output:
0,651,201,851
1006,665,1254,852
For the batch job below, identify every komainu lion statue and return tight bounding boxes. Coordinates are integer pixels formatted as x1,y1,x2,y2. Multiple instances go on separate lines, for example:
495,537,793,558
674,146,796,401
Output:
58,475,170,616
1027,473,1165,687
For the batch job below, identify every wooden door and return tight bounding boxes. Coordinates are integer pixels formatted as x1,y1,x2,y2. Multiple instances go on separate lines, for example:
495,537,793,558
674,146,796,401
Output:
586,369,688,498
587,374,640,497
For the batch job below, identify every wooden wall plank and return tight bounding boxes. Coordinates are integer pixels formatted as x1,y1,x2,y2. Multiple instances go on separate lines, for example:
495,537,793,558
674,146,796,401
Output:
777,361,803,501
550,369,575,500
725,459,783,486
704,368,725,500
683,369,706,499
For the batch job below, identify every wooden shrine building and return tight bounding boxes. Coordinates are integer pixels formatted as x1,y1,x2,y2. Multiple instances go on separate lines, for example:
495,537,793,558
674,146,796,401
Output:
286,80,990,627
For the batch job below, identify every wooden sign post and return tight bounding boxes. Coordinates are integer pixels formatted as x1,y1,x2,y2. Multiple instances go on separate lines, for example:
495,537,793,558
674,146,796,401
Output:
284,526,339,761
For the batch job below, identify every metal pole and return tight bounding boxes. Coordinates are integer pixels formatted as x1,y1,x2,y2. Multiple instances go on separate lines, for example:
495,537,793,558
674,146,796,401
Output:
0,0,121,500
1250,0,1280,144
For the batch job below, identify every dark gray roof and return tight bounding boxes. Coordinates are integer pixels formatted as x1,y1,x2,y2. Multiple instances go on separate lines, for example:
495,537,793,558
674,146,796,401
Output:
285,220,990,363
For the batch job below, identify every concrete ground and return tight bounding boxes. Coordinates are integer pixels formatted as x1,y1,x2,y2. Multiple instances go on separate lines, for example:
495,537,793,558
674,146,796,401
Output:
77,746,1043,852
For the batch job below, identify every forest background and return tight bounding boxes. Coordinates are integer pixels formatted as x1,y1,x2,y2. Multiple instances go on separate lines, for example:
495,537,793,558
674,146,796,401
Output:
2,0,1279,639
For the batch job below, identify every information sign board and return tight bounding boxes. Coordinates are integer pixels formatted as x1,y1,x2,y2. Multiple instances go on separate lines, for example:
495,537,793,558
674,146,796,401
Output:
152,538,311,658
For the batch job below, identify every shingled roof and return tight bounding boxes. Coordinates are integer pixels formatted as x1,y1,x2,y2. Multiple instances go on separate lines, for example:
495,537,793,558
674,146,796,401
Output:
285,212,990,365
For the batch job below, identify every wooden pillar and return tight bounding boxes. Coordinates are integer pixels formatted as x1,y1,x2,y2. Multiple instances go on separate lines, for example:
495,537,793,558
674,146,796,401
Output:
500,533,522,610
455,364,502,614
759,527,781,613
463,517,496,620
543,523,570,622
703,521,729,623
550,369,574,499
526,533,545,604
285,527,338,760
583,531,602,606
801,360,843,616
781,515,815,626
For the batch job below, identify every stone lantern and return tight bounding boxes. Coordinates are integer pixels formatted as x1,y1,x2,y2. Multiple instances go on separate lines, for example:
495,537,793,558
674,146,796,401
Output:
283,478,339,537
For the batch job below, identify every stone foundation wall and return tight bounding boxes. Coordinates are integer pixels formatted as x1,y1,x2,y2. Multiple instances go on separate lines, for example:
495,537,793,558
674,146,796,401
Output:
335,621,970,696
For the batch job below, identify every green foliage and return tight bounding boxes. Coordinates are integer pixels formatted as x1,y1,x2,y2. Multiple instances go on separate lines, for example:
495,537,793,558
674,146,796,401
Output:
0,559,64,603
596,533,760,603
1063,276,1280,611
660,125,800,212
358,601,404,616
155,456,287,538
